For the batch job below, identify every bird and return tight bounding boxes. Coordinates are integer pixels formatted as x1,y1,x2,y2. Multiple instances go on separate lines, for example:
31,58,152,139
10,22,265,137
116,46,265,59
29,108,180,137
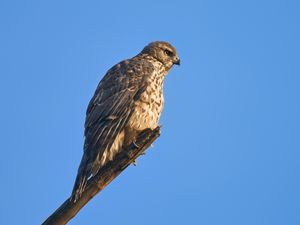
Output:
71,41,180,202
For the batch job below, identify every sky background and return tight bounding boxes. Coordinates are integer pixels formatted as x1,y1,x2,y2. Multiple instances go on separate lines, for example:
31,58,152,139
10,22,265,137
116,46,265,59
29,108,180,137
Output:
1,0,300,224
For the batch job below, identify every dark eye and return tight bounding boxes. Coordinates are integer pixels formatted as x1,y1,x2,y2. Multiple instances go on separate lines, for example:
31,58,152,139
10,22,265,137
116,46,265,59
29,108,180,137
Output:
164,49,173,56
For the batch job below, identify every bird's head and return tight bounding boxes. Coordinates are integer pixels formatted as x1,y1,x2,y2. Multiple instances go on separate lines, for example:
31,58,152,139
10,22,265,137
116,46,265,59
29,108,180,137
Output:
140,41,180,69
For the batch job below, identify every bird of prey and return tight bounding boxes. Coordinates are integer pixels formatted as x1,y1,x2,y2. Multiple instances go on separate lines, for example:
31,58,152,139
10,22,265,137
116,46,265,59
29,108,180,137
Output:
71,41,180,202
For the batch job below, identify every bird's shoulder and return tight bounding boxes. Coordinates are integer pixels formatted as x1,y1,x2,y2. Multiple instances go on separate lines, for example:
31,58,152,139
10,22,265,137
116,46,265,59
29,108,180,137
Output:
91,57,156,101
84,56,156,129
104,56,155,83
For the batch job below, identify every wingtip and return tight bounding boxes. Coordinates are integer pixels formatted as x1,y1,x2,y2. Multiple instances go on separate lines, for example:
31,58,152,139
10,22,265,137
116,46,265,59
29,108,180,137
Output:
70,191,81,203
71,173,88,203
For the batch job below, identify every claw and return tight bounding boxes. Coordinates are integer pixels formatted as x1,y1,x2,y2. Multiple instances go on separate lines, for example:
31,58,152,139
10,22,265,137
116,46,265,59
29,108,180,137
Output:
132,159,137,166
133,141,140,148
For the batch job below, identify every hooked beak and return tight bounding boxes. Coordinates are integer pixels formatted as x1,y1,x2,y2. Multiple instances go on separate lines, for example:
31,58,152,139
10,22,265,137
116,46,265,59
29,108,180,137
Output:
174,58,181,66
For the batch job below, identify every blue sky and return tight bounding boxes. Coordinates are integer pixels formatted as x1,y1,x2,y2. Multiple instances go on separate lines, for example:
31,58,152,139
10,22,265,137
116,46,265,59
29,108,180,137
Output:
1,0,300,224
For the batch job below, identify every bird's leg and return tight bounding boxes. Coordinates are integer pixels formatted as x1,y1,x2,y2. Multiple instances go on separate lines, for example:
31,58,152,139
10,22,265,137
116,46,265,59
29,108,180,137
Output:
132,141,146,166
131,139,139,166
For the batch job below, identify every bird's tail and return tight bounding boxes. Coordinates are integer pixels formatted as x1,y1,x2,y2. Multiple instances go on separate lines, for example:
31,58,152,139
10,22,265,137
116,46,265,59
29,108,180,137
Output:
70,155,90,202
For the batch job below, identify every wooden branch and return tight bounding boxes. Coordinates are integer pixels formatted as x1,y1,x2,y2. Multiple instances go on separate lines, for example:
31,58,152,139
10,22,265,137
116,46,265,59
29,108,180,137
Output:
42,127,160,225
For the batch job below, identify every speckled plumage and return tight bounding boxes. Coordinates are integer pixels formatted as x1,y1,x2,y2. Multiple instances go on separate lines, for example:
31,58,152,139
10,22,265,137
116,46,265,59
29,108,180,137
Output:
71,41,180,202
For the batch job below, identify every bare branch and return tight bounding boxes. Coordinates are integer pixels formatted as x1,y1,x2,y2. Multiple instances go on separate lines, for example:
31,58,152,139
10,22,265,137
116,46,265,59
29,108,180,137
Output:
42,127,160,225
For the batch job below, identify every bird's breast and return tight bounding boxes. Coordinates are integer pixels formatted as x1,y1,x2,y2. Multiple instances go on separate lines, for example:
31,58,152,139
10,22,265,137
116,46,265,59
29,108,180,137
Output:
129,74,164,131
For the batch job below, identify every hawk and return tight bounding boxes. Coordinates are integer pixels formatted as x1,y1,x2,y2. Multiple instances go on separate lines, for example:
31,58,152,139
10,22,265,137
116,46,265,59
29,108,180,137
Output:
71,41,180,202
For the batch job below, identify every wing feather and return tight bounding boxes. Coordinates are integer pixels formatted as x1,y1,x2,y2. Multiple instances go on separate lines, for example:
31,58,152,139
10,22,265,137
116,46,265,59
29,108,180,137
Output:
71,58,153,201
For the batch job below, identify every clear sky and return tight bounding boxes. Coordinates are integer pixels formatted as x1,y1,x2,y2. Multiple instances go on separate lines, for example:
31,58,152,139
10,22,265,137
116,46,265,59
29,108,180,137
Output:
1,1,300,225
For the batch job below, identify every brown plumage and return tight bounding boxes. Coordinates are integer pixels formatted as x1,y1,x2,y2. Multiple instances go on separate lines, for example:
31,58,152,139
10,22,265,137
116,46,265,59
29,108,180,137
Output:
71,41,180,202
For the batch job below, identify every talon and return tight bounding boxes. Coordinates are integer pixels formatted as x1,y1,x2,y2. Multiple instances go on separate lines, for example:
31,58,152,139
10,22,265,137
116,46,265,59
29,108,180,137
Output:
133,141,140,148
132,159,137,166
